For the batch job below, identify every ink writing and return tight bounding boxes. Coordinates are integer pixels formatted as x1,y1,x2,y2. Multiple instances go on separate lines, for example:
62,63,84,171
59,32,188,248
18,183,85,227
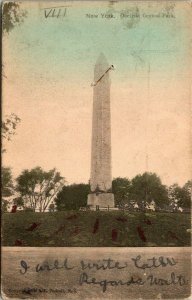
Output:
20,258,75,274
80,258,128,271
43,6,69,18
132,255,177,269
79,272,145,292
147,272,188,286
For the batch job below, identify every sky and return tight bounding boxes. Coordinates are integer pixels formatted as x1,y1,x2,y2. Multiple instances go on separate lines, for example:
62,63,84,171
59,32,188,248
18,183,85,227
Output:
2,1,192,186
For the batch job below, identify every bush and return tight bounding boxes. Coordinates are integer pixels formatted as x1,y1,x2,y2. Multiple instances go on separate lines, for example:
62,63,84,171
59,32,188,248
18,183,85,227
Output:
55,183,89,211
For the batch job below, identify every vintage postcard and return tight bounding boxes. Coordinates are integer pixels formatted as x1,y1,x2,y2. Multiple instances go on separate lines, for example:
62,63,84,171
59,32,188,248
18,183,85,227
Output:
1,0,191,299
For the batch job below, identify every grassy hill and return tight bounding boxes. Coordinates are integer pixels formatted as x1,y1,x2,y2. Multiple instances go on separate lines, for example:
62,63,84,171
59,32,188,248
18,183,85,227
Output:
2,211,191,247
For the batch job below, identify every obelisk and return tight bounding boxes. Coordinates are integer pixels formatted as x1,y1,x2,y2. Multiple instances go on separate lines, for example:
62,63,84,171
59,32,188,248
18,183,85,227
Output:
87,53,115,209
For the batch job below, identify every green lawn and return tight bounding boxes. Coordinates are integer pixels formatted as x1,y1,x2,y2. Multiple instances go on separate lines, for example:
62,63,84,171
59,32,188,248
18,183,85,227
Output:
2,211,191,247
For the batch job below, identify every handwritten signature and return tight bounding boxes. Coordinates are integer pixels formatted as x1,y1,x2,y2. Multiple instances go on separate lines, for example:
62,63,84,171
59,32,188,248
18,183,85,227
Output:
79,272,188,292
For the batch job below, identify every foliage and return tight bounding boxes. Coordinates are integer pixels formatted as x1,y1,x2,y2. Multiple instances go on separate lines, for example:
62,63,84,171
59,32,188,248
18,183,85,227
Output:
13,196,24,207
112,177,131,207
169,182,191,209
49,203,55,212
2,2,27,78
2,167,14,197
16,167,65,212
184,180,192,192
55,183,89,211
2,114,21,152
2,113,21,141
2,2,27,34
129,172,169,209
2,199,9,212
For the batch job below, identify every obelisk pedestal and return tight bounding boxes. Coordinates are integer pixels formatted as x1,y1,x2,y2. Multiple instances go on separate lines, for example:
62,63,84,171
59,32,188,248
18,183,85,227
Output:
87,53,115,210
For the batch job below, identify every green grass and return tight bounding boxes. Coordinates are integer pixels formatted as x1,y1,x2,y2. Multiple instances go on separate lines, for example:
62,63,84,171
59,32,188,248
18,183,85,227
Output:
2,211,191,247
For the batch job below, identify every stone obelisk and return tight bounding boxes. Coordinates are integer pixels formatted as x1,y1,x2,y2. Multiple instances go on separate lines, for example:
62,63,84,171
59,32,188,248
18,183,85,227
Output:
87,53,115,209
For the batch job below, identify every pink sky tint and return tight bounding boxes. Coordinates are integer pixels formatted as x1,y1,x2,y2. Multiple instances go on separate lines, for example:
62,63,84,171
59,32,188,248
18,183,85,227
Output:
2,67,191,186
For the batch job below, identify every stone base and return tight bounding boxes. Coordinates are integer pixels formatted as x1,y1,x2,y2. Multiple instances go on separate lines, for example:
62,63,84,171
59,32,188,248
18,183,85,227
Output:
87,193,115,209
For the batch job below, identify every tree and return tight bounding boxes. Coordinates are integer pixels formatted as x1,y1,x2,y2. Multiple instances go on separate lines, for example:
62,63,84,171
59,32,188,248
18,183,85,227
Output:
2,167,15,213
169,182,191,209
13,196,24,207
2,167,14,197
129,172,169,209
168,184,179,211
112,177,131,207
2,116,20,210
2,113,21,152
181,181,192,209
2,2,27,78
16,167,65,212
183,180,192,194
55,183,90,211
2,111,21,209
2,2,27,34
2,199,9,212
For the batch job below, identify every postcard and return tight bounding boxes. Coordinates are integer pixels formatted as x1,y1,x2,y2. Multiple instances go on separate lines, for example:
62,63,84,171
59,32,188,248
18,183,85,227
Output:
1,1,191,299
